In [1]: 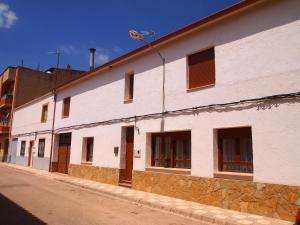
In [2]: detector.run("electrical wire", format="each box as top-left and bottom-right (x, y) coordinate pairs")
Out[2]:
(11, 91), (300, 138)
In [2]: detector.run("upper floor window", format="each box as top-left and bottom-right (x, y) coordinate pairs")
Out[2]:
(62, 97), (71, 118)
(218, 127), (253, 173)
(38, 139), (45, 158)
(151, 131), (191, 169)
(20, 141), (26, 156)
(41, 103), (48, 123)
(187, 47), (215, 89)
(124, 72), (134, 102)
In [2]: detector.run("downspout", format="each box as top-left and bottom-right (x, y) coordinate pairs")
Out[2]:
(48, 91), (57, 172)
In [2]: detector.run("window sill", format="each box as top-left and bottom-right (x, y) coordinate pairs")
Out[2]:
(81, 161), (93, 165)
(146, 167), (191, 175)
(61, 116), (69, 119)
(123, 99), (133, 104)
(214, 171), (253, 181)
(186, 83), (215, 93)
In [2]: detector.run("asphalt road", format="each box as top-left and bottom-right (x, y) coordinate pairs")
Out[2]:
(0, 166), (201, 225)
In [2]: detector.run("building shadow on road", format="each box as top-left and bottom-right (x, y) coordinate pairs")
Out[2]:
(0, 194), (46, 225)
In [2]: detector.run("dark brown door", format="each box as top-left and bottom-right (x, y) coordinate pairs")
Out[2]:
(125, 127), (134, 181)
(58, 133), (71, 174)
(28, 141), (34, 166)
(3, 139), (9, 162)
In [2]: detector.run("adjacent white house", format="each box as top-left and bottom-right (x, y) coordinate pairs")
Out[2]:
(10, 0), (300, 221)
(11, 93), (54, 170)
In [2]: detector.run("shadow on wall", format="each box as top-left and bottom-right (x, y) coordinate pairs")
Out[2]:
(0, 194), (46, 225)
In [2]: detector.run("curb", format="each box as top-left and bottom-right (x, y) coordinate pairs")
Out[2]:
(1, 163), (293, 225)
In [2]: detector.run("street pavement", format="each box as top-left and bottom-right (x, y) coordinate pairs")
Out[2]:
(0, 164), (293, 225)
(0, 165), (203, 225)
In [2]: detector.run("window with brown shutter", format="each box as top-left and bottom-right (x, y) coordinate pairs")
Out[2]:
(188, 47), (215, 89)
(62, 97), (71, 118)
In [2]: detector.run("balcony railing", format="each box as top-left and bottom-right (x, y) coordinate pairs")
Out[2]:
(0, 93), (13, 108)
(0, 119), (9, 133)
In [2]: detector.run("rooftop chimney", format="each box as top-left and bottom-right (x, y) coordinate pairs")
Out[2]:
(89, 48), (96, 71)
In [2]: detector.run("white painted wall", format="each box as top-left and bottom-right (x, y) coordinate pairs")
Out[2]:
(16, 134), (52, 159)
(11, 94), (54, 162)
(12, 94), (54, 135)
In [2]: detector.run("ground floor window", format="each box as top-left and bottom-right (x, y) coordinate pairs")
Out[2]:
(38, 139), (45, 158)
(20, 141), (26, 156)
(82, 137), (94, 162)
(218, 127), (253, 173)
(151, 131), (191, 169)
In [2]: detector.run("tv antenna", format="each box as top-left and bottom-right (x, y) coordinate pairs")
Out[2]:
(48, 49), (61, 69)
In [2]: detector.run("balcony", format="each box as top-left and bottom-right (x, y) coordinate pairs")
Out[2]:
(0, 120), (9, 134)
(0, 94), (13, 109)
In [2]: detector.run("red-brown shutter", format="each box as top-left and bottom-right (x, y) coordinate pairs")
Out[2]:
(63, 97), (70, 117)
(188, 48), (215, 89)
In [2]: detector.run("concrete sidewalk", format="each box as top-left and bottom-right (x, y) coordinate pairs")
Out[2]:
(1, 163), (292, 225)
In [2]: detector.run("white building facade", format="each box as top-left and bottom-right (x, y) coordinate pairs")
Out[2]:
(11, 0), (300, 221)
(11, 94), (54, 171)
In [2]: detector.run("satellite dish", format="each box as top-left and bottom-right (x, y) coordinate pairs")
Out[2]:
(129, 30), (144, 41)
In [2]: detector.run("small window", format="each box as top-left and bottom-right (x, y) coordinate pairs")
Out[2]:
(151, 131), (191, 169)
(82, 137), (94, 162)
(38, 139), (45, 158)
(62, 97), (71, 118)
(188, 47), (215, 89)
(59, 133), (72, 146)
(218, 127), (253, 173)
(20, 141), (26, 156)
(41, 104), (48, 123)
(124, 72), (134, 102)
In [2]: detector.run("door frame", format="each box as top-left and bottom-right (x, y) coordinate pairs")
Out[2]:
(28, 141), (34, 167)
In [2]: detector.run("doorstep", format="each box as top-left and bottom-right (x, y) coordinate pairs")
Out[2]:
(119, 180), (132, 188)
(1, 163), (293, 225)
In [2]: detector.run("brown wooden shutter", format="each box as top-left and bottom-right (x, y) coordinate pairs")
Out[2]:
(188, 48), (215, 89)
(63, 97), (70, 117)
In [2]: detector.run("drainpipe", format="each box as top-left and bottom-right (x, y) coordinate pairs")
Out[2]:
(48, 91), (57, 172)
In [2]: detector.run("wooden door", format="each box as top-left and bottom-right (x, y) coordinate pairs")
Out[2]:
(57, 133), (71, 174)
(28, 141), (34, 167)
(125, 127), (134, 181)
(58, 145), (70, 173)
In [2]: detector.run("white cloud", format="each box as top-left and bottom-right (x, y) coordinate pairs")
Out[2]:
(95, 53), (109, 65)
(60, 45), (79, 54)
(113, 46), (123, 53)
(0, 3), (17, 29)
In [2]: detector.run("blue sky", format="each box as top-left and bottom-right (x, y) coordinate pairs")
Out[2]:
(0, 0), (239, 72)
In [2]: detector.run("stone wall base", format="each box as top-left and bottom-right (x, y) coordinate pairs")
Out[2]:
(132, 170), (300, 222)
(68, 164), (120, 185)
